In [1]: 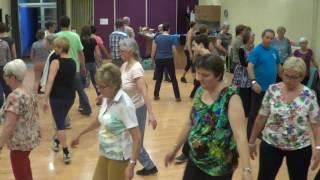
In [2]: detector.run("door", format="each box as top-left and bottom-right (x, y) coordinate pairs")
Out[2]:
(17, 0), (57, 57)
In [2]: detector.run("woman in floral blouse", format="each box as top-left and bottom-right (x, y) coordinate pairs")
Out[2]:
(0, 59), (41, 180)
(165, 54), (252, 180)
(249, 57), (320, 180)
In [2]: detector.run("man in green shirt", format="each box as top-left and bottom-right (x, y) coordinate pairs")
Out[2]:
(56, 16), (92, 115)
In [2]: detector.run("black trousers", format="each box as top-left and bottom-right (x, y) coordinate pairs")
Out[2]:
(190, 80), (201, 98)
(302, 76), (309, 86)
(258, 141), (312, 180)
(182, 141), (190, 157)
(183, 160), (233, 180)
(153, 67), (170, 80)
(247, 91), (265, 138)
(238, 87), (251, 118)
(154, 59), (180, 98)
(0, 66), (12, 97)
(184, 50), (195, 73)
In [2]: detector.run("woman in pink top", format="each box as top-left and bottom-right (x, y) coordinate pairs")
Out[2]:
(90, 25), (111, 65)
(119, 38), (158, 176)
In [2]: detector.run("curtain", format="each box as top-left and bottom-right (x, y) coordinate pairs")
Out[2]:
(71, 0), (93, 33)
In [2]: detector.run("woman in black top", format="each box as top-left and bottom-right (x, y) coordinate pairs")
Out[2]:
(80, 25), (100, 96)
(43, 37), (76, 164)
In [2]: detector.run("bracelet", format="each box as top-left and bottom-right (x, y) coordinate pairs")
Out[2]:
(243, 167), (252, 173)
(315, 146), (320, 150)
(129, 160), (136, 165)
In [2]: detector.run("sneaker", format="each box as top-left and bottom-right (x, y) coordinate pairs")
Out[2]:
(136, 167), (158, 176)
(65, 124), (72, 129)
(63, 153), (71, 164)
(180, 77), (187, 83)
(165, 79), (171, 83)
(175, 154), (187, 164)
(52, 140), (60, 152)
(78, 108), (92, 116)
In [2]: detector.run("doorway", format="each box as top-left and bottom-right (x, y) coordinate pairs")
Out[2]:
(18, 0), (57, 56)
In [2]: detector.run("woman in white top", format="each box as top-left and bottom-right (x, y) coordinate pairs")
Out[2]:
(71, 63), (141, 180)
(119, 38), (158, 176)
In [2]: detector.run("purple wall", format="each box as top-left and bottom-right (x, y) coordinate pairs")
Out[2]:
(177, 0), (198, 33)
(116, 0), (146, 57)
(147, 0), (177, 33)
(94, 0), (182, 56)
(93, 0), (114, 48)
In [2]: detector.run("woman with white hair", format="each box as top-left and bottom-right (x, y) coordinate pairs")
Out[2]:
(293, 37), (320, 85)
(249, 57), (320, 180)
(0, 59), (41, 180)
(119, 38), (158, 176)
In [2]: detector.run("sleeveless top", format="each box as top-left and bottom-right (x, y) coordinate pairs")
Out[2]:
(50, 58), (76, 100)
(188, 86), (239, 176)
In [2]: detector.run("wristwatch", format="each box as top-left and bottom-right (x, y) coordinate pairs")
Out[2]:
(251, 79), (257, 85)
(243, 167), (252, 173)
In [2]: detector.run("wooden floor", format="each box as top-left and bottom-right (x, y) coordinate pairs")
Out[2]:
(0, 69), (319, 180)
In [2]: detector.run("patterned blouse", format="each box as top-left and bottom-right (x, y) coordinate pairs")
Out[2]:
(98, 89), (138, 161)
(1, 88), (41, 151)
(259, 83), (320, 150)
(188, 86), (239, 176)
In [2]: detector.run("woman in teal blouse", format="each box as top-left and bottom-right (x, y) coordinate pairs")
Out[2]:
(165, 54), (252, 180)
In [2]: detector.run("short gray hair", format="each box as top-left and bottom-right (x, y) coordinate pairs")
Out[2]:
(4, 59), (27, 81)
(277, 26), (286, 33)
(123, 16), (130, 25)
(45, 34), (57, 45)
(119, 38), (141, 60)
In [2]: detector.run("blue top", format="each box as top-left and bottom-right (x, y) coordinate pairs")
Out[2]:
(248, 44), (280, 92)
(272, 38), (291, 64)
(155, 34), (175, 59)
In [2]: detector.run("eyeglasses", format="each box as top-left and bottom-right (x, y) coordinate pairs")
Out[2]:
(97, 84), (109, 90)
(283, 74), (301, 80)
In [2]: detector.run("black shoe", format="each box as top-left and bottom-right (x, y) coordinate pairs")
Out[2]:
(176, 98), (182, 102)
(180, 77), (187, 83)
(175, 154), (188, 164)
(79, 108), (92, 116)
(136, 167), (158, 176)
(165, 79), (171, 82)
(154, 96), (160, 101)
(63, 153), (71, 164)
(52, 139), (60, 152)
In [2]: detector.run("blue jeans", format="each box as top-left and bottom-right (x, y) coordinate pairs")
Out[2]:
(136, 105), (156, 169)
(86, 63), (100, 96)
(74, 72), (92, 114)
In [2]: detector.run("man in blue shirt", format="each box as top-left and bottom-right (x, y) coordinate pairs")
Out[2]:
(247, 29), (282, 137)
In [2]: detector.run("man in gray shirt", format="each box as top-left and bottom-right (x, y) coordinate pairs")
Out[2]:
(231, 24), (247, 72)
